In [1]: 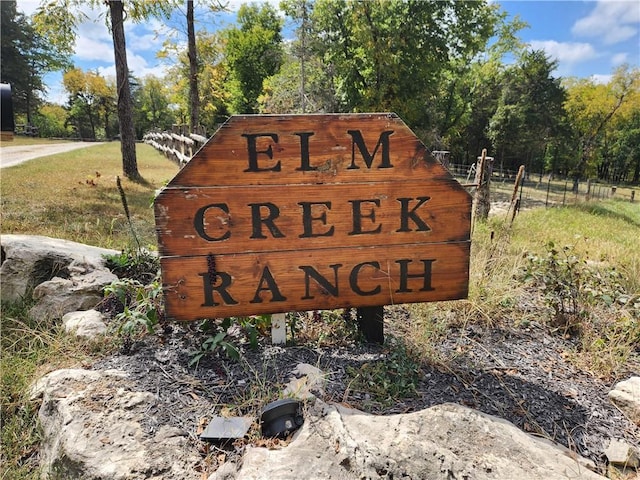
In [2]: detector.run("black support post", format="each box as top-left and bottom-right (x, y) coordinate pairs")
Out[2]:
(356, 306), (384, 344)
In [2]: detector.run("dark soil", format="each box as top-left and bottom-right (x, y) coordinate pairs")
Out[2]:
(93, 305), (640, 477)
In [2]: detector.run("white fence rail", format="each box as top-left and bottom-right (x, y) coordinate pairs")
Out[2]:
(143, 125), (208, 167)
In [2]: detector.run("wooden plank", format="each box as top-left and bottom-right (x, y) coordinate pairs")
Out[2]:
(155, 180), (471, 257)
(155, 113), (472, 322)
(160, 242), (469, 320)
(166, 114), (451, 187)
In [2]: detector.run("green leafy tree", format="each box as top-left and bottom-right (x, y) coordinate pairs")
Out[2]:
(32, 103), (72, 137)
(259, 51), (336, 113)
(430, 12), (526, 164)
(63, 68), (115, 139)
(563, 65), (640, 187)
(487, 50), (567, 175)
(161, 30), (230, 132)
(280, 0), (318, 112)
(309, 0), (501, 130)
(223, 3), (284, 113)
(134, 75), (176, 137)
(33, 1), (174, 179)
(609, 109), (640, 183)
(152, 1), (226, 130)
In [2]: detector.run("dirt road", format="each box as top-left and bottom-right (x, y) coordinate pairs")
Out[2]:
(0, 142), (105, 169)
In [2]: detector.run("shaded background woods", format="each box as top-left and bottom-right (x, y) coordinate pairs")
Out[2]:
(1, 0), (639, 185)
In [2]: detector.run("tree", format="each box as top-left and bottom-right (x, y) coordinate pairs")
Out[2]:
(259, 50), (337, 113)
(155, 0), (227, 131)
(280, 0), (317, 112)
(564, 65), (639, 187)
(33, 0), (172, 180)
(161, 30), (230, 132)
(63, 68), (115, 139)
(134, 75), (176, 137)
(33, 103), (72, 137)
(309, 0), (501, 131)
(223, 3), (284, 113)
(487, 50), (567, 175)
(1, 1), (69, 126)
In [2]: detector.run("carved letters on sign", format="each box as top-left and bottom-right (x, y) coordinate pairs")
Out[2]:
(154, 114), (471, 320)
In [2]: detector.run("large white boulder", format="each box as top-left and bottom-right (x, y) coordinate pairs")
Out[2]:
(0, 234), (118, 302)
(32, 368), (202, 480)
(210, 400), (604, 480)
(0, 234), (119, 319)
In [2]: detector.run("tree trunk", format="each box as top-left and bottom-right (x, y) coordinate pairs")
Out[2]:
(187, 0), (199, 130)
(108, 0), (140, 181)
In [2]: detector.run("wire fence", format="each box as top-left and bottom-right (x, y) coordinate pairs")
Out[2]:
(448, 163), (636, 211)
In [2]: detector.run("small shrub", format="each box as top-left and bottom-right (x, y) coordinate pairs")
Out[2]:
(520, 241), (639, 378)
(346, 336), (421, 407)
(189, 315), (273, 366)
(103, 276), (164, 336)
(521, 241), (627, 332)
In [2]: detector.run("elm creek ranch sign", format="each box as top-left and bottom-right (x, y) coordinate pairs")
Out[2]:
(154, 113), (471, 320)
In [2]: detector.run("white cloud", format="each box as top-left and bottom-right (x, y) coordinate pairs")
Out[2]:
(611, 52), (629, 65)
(529, 40), (598, 65)
(16, 0), (40, 16)
(125, 21), (165, 52)
(591, 74), (613, 84)
(74, 36), (114, 63)
(572, 1), (640, 45)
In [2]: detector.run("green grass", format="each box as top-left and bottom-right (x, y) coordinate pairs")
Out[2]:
(1, 144), (638, 478)
(509, 201), (640, 293)
(1, 299), (115, 479)
(1, 142), (179, 250)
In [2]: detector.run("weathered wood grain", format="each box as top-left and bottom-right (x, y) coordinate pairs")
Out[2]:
(161, 242), (470, 319)
(154, 114), (472, 320)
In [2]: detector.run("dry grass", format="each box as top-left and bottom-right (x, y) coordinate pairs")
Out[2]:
(1, 144), (638, 478)
(0, 136), (69, 147)
(400, 198), (640, 380)
(1, 141), (179, 250)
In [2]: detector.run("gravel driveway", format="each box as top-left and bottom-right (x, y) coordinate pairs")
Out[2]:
(0, 142), (105, 169)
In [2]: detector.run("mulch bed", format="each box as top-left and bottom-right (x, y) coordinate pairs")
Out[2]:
(93, 304), (639, 477)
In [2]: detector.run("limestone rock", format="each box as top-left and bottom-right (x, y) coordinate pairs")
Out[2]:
(605, 438), (640, 468)
(31, 364), (608, 480)
(62, 310), (107, 338)
(32, 368), (202, 480)
(210, 400), (605, 480)
(29, 267), (117, 320)
(0, 234), (118, 302)
(282, 363), (326, 400)
(609, 377), (640, 426)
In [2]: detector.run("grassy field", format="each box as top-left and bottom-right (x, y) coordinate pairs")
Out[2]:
(1, 141), (180, 250)
(1, 144), (639, 479)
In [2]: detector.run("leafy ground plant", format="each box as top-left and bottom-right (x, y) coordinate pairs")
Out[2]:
(103, 276), (164, 337)
(520, 240), (640, 378)
(189, 315), (273, 366)
(345, 335), (421, 408)
(521, 241), (629, 332)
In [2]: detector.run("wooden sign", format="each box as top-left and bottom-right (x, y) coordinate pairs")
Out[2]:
(154, 114), (471, 320)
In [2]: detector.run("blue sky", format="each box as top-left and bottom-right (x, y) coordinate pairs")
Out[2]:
(16, 0), (640, 104)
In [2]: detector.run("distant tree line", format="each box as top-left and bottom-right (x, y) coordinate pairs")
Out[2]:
(1, 0), (638, 184)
